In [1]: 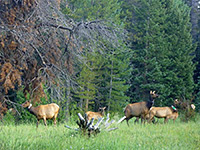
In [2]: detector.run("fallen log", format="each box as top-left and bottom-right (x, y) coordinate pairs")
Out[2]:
(117, 116), (126, 124)
(65, 112), (118, 137)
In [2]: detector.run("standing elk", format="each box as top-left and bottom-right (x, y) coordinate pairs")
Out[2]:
(122, 91), (159, 126)
(22, 100), (59, 127)
(86, 107), (106, 121)
(148, 106), (178, 123)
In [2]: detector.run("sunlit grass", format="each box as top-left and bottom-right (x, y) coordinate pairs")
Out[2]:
(0, 118), (200, 150)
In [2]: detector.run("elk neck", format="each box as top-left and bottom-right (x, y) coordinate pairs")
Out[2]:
(101, 110), (104, 116)
(147, 94), (155, 108)
(28, 103), (32, 109)
(27, 104), (37, 116)
(171, 105), (177, 112)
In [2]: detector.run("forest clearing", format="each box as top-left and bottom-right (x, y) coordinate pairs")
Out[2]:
(1, 0), (200, 149)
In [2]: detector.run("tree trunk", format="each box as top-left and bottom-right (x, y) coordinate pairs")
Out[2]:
(190, 0), (199, 41)
(108, 59), (113, 111)
(65, 81), (71, 122)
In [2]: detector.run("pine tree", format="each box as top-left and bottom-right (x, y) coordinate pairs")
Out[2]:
(74, 53), (97, 111)
(122, 0), (196, 105)
(66, 0), (131, 112)
(163, 0), (195, 100)
(124, 0), (167, 102)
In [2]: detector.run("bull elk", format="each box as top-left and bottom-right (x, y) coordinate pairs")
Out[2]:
(86, 107), (106, 121)
(22, 100), (59, 127)
(148, 106), (178, 123)
(122, 91), (159, 126)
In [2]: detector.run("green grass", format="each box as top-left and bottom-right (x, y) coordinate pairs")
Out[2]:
(0, 118), (200, 150)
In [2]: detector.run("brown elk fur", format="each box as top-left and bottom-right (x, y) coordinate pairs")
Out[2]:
(86, 107), (106, 121)
(148, 106), (178, 123)
(174, 99), (195, 110)
(22, 100), (59, 127)
(123, 91), (159, 126)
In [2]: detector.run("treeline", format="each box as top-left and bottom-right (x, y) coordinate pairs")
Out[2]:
(63, 0), (200, 112)
(0, 0), (200, 122)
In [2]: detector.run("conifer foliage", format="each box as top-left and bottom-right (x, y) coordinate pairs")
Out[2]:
(123, 0), (196, 105)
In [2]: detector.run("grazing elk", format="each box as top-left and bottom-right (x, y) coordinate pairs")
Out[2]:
(123, 91), (159, 126)
(148, 106), (178, 123)
(174, 98), (196, 122)
(174, 99), (195, 110)
(22, 100), (59, 127)
(86, 107), (106, 121)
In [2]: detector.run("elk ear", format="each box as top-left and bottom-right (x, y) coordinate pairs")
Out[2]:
(103, 107), (106, 109)
(153, 91), (155, 94)
(150, 91), (152, 94)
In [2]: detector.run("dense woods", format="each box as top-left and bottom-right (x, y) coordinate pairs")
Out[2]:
(0, 0), (200, 122)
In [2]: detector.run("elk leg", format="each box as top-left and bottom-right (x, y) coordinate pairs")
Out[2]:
(152, 118), (156, 124)
(141, 116), (146, 124)
(134, 117), (139, 123)
(126, 119), (130, 127)
(54, 119), (56, 126)
(53, 114), (58, 126)
(173, 118), (177, 123)
(148, 115), (154, 123)
(43, 117), (47, 126)
(164, 117), (168, 123)
(141, 117), (144, 124)
(37, 119), (39, 128)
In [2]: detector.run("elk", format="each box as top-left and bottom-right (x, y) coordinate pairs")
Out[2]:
(174, 99), (195, 110)
(122, 91), (159, 126)
(148, 106), (178, 123)
(22, 100), (59, 127)
(86, 107), (106, 121)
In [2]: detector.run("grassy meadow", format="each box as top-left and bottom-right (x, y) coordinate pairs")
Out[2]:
(0, 118), (200, 150)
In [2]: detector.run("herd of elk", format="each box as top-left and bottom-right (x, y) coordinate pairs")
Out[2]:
(1, 90), (196, 128)
(22, 100), (59, 128)
(122, 91), (159, 126)
(86, 107), (106, 121)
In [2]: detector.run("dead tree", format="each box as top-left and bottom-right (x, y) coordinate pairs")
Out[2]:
(65, 113), (118, 137)
(0, 0), (127, 118)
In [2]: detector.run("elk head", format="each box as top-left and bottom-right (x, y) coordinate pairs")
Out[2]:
(150, 91), (159, 98)
(21, 100), (32, 109)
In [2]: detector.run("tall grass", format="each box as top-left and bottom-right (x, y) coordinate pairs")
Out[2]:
(0, 118), (199, 150)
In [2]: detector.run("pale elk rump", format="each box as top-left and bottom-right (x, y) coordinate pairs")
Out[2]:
(86, 107), (106, 121)
(191, 104), (195, 110)
(22, 100), (59, 127)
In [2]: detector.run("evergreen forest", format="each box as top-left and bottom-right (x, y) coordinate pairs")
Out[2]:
(0, 0), (200, 122)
